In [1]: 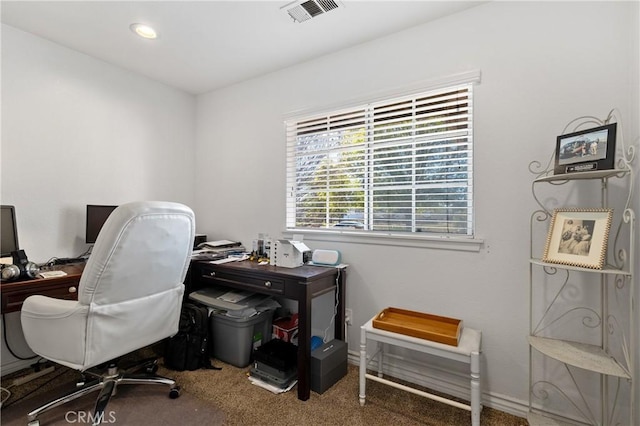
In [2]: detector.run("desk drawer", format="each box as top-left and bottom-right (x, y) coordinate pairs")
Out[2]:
(2, 279), (79, 313)
(199, 268), (285, 295)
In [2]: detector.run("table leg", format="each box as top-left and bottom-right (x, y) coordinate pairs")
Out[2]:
(377, 342), (384, 377)
(334, 268), (346, 341)
(470, 350), (481, 426)
(297, 290), (312, 401)
(359, 326), (367, 406)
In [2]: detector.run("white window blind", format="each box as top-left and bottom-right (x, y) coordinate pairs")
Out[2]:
(286, 83), (473, 236)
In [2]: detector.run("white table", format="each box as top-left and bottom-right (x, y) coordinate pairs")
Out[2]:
(359, 317), (482, 426)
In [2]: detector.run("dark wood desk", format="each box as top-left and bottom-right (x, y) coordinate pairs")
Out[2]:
(1, 264), (84, 314)
(191, 260), (346, 401)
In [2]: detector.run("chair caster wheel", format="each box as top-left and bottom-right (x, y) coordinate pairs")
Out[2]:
(169, 386), (180, 399)
(76, 373), (90, 387)
(146, 363), (158, 374)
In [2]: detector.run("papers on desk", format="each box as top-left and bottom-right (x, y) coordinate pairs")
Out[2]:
(209, 254), (249, 264)
(192, 249), (222, 256)
(37, 270), (68, 279)
(193, 239), (246, 259)
(196, 240), (241, 250)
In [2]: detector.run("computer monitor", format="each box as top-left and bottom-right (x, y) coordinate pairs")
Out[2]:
(1, 205), (19, 257)
(86, 205), (118, 244)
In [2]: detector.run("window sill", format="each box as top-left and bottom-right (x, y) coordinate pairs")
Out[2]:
(283, 229), (484, 253)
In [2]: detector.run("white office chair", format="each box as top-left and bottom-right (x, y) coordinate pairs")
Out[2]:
(20, 201), (195, 426)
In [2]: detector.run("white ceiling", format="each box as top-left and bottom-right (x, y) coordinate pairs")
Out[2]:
(1, 1), (484, 95)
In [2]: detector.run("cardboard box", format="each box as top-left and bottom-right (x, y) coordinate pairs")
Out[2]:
(272, 313), (299, 343)
(272, 240), (310, 268)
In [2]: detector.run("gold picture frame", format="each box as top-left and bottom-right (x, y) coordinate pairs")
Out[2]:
(542, 208), (613, 270)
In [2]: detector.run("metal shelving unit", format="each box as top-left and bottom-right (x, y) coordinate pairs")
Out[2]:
(527, 161), (635, 425)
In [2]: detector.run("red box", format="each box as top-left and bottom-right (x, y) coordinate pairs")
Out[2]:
(272, 313), (299, 344)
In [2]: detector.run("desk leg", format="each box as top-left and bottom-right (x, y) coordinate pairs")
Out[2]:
(359, 326), (367, 406)
(470, 350), (481, 426)
(297, 290), (312, 401)
(334, 268), (346, 341)
(377, 342), (384, 377)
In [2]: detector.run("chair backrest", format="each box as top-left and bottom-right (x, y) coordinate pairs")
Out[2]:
(79, 201), (194, 306)
(77, 201), (195, 365)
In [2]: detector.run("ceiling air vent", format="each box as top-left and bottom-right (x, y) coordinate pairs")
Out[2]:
(281, 0), (342, 23)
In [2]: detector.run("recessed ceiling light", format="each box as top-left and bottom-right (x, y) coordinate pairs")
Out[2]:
(130, 23), (157, 40)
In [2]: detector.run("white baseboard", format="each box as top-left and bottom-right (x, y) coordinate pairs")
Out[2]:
(1, 312), (39, 377)
(347, 350), (528, 419)
(1, 358), (34, 376)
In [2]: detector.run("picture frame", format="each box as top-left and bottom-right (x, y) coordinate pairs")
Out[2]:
(542, 208), (613, 269)
(554, 123), (617, 175)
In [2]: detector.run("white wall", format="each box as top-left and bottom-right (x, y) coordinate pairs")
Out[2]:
(0, 1), (637, 417)
(1, 25), (197, 373)
(194, 1), (639, 416)
(1, 25), (197, 262)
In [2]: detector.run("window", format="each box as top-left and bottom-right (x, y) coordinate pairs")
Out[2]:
(286, 82), (474, 237)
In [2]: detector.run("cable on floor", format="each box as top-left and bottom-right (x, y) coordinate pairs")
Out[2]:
(0, 386), (12, 407)
(1, 367), (68, 409)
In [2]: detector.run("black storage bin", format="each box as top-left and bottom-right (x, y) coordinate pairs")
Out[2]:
(253, 338), (298, 372)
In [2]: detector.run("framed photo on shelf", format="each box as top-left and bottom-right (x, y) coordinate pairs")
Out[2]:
(554, 123), (617, 175)
(542, 208), (613, 269)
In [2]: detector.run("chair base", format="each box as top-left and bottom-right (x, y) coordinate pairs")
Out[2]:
(27, 358), (179, 426)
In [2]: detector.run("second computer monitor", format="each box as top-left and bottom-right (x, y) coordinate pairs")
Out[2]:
(86, 205), (118, 244)
(1, 205), (19, 257)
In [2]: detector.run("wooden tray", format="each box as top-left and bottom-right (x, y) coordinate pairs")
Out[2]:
(372, 307), (463, 346)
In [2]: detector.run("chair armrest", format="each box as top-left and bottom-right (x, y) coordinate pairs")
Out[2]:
(21, 296), (89, 370)
(21, 295), (84, 319)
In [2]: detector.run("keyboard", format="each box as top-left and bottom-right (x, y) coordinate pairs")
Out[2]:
(53, 257), (86, 265)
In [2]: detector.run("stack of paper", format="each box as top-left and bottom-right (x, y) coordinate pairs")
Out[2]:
(248, 376), (297, 394)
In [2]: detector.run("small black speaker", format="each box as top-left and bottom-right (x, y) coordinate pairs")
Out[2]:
(12, 249), (29, 266)
(193, 234), (207, 250)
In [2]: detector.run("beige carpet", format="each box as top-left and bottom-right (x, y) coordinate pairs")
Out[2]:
(1, 374), (225, 425)
(2, 357), (528, 426)
(165, 361), (528, 426)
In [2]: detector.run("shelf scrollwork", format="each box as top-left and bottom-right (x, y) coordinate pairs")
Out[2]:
(533, 306), (601, 336)
(611, 208), (635, 270)
(531, 379), (596, 424)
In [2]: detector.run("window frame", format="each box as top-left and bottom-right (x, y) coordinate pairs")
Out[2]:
(283, 71), (483, 252)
